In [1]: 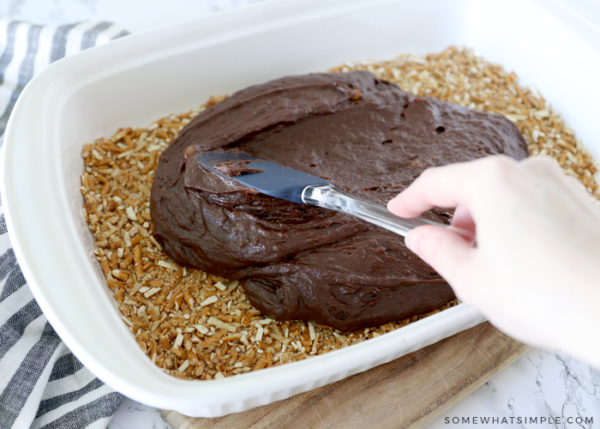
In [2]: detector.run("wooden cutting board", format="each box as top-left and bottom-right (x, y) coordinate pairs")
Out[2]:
(161, 322), (529, 429)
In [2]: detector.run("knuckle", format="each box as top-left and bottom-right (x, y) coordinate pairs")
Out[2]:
(410, 167), (437, 190)
(419, 166), (438, 181)
(418, 164), (451, 186)
(467, 156), (519, 202)
(483, 156), (517, 184)
(523, 154), (561, 173)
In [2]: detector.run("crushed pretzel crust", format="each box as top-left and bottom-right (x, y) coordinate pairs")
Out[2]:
(80, 46), (598, 381)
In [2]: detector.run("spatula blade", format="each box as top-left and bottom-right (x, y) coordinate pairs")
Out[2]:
(197, 153), (329, 204)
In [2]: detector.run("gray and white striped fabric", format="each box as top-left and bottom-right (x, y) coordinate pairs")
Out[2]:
(0, 20), (129, 429)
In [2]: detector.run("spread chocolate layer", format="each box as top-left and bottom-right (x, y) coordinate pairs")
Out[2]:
(150, 71), (528, 331)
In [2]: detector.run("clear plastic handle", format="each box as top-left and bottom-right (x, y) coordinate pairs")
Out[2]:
(302, 184), (473, 239)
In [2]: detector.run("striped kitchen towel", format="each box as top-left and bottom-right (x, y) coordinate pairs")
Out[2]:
(0, 21), (129, 429)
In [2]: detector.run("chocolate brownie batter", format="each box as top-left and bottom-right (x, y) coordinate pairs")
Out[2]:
(150, 71), (528, 331)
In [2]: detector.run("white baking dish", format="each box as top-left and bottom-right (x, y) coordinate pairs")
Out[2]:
(2, 0), (599, 417)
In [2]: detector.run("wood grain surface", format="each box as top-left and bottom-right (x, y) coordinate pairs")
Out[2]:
(161, 322), (530, 429)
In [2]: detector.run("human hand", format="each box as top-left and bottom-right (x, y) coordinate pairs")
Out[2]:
(387, 155), (600, 367)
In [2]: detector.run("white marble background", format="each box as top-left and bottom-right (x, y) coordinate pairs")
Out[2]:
(2, 0), (600, 428)
(0, 0), (266, 33)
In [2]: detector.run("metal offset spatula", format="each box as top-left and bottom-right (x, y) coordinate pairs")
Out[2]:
(199, 153), (470, 238)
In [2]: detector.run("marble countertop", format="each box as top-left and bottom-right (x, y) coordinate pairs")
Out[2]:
(109, 348), (600, 429)
(2, 0), (599, 428)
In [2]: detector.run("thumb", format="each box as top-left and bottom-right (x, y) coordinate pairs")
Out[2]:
(406, 225), (475, 286)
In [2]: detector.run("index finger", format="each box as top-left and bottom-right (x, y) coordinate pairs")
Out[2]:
(387, 156), (516, 217)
